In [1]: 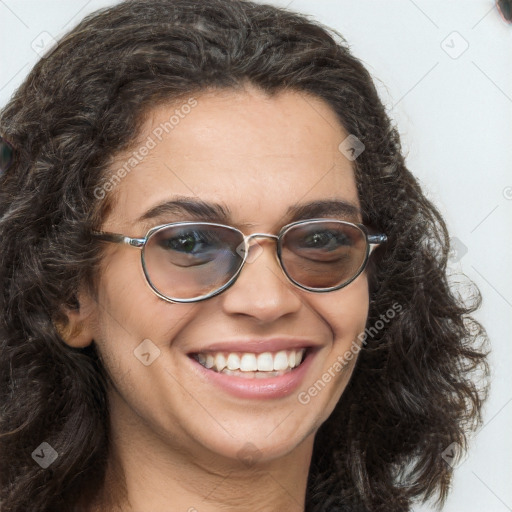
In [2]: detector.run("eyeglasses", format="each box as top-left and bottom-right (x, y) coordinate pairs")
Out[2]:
(92, 219), (387, 303)
(0, 135), (14, 172)
(497, 0), (512, 23)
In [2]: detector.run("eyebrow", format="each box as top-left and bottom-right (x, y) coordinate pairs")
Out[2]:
(137, 197), (231, 225)
(136, 196), (362, 227)
(285, 199), (361, 223)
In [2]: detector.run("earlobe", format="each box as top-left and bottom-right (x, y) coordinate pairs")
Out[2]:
(55, 292), (97, 348)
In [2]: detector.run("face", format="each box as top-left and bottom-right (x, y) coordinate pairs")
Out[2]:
(76, 86), (369, 467)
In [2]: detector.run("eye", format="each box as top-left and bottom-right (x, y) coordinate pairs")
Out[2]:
(161, 230), (217, 254)
(284, 224), (360, 264)
(300, 230), (352, 251)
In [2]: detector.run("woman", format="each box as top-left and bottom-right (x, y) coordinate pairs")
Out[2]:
(0, 1), (489, 511)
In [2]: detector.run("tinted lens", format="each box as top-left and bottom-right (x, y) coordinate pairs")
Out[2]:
(143, 224), (244, 300)
(498, 0), (512, 21)
(280, 221), (368, 289)
(0, 136), (14, 172)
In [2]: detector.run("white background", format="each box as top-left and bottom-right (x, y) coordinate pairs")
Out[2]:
(1, 1), (511, 511)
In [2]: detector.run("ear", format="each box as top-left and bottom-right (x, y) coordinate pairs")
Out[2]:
(55, 291), (98, 348)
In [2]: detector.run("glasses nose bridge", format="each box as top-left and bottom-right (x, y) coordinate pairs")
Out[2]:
(237, 232), (283, 284)
(244, 232), (279, 246)
(244, 233), (279, 251)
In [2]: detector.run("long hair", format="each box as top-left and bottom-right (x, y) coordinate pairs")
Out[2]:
(0, 1), (489, 510)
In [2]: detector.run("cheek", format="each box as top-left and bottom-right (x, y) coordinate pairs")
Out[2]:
(91, 250), (179, 369)
(298, 274), (369, 419)
(312, 273), (370, 342)
(90, 268), (201, 430)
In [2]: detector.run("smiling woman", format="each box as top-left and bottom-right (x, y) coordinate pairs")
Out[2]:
(0, 1), (489, 512)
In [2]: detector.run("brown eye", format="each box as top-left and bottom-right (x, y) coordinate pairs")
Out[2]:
(299, 230), (352, 251)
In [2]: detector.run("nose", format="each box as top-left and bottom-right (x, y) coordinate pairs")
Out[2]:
(220, 237), (303, 322)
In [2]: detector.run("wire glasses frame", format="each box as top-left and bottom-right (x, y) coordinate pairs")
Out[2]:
(497, 0), (512, 22)
(92, 219), (387, 303)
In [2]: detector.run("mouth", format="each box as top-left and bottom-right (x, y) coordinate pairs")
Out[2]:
(187, 344), (317, 399)
(191, 348), (308, 379)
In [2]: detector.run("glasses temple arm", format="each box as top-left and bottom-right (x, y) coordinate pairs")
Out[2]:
(368, 233), (387, 244)
(92, 231), (146, 248)
(367, 233), (387, 254)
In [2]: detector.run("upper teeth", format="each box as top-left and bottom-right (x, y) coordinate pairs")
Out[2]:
(195, 349), (305, 372)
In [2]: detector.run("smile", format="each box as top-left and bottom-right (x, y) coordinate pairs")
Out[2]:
(188, 342), (316, 399)
(192, 349), (306, 379)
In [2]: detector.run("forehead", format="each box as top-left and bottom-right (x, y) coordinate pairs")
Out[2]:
(104, 86), (360, 231)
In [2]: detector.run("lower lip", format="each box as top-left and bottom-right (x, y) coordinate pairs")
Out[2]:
(189, 350), (316, 399)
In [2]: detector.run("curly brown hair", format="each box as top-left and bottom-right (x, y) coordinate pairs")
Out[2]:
(0, 1), (489, 511)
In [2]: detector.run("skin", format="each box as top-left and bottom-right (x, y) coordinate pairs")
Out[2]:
(64, 85), (370, 512)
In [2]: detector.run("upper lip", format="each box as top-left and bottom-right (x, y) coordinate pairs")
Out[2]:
(187, 338), (321, 355)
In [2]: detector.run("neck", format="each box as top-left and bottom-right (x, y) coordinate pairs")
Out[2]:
(90, 389), (315, 512)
